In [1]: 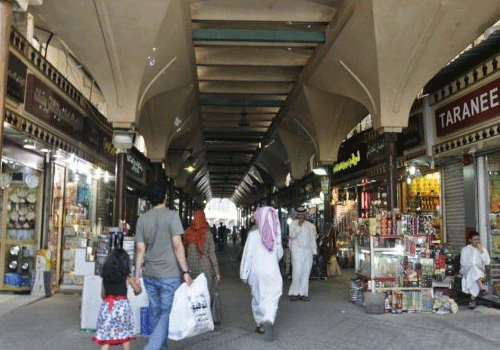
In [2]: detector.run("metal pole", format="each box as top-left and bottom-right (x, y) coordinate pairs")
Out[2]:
(0, 0), (12, 164)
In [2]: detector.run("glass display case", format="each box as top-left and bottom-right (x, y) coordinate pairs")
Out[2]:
(0, 162), (42, 291)
(48, 163), (65, 287)
(60, 169), (95, 289)
(357, 233), (436, 291)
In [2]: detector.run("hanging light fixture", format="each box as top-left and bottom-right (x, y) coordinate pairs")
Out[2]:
(238, 108), (249, 127)
(23, 138), (37, 150)
(183, 150), (196, 173)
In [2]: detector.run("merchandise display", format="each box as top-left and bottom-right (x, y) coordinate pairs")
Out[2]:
(0, 162), (42, 291)
(60, 170), (94, 289)
(0, 164), (41, 291)
(355, 222), (455, 314)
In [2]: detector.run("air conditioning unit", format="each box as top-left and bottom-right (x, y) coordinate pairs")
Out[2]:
(13, 0), (43, 12)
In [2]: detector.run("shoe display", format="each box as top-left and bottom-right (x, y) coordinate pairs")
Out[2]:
(263, 322), (274, 342)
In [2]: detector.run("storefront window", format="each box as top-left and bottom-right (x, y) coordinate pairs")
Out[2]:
(487, 153), (500, 296)
(47, 151), (114, 289)
(403, 171), (442, 242)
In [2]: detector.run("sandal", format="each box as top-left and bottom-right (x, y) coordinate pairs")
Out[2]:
(469, 300), (476, 309)
(290, 295), (298, 301)
(300, 296), (310, 301)
(255, 325), (265, 334)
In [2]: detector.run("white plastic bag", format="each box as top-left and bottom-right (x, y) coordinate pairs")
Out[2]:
(168, 273), (214, 340)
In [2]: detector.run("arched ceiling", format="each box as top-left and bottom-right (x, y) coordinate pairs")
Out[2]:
(29, 0), (500, 204)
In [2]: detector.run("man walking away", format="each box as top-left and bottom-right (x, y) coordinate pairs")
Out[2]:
(135, 181), (192, 350)
(240, 206), (283, 342)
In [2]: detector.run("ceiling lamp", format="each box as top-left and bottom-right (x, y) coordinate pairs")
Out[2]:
(312, 167), (328, 176)
(23, 138), (37, 150)
(184, 150), (196, 173)
(184, 165), (196, 173)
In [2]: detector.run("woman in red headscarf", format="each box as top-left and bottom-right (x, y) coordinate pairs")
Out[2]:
(183, 210), (220, 294)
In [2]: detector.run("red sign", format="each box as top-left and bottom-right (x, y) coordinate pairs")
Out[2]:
(435, 76), (500, 137)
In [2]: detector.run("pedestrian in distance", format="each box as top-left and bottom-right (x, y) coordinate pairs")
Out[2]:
(240, 206), (283, 342)
(92, 249), (142, 350)
(134, 181), (192, 350)
(183, 209), (221, 297)
(288, 206), (317, 301)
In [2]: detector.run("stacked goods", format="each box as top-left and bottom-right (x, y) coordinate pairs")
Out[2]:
(94, 233), (135, 275)
(350, 279), (364, 306)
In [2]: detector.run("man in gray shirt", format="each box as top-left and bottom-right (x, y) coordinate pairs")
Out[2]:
(135, 181), (192, 350)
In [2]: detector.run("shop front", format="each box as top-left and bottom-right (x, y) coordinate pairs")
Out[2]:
(332, 107), (449, 313)
(429, 54), (500, 298)
(0, 138), (45, 291)
(3, 41), (118, 291)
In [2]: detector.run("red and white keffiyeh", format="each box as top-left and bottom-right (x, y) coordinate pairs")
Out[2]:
(254, 206), (281, 252)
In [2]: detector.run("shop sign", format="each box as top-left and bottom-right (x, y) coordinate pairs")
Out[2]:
(435, 76), (500, 137)
(334, 135), (368, 176)
(125, 148), (146, 185)
(333, 150), (362, 174)
(366, 136), (385, 165)
(397, 113), (423, 151)
(7, 53), (27, 103)
(24, 74), (84, 139)
(81, 118), (115, 163)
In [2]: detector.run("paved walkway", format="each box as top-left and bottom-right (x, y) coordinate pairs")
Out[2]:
(1, 244), (500, 349)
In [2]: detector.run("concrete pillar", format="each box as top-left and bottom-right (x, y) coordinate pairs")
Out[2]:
(113, 151), (126, 226)
(179, 191), (184, 221)
(152, 162), (163, 182)
(385, 132), (398, 211)
(0, 0), (12, 163)
(168, 178), (174, 210)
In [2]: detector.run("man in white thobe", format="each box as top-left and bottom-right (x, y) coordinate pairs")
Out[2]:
(288, 206), (317, 301)
(240, 206), (283, 342)
(460, 231), (490, 309)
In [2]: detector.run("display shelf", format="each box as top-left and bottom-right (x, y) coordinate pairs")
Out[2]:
(0, 165), (42, 291)
(0, 285), (30, 292)
(3, 240), (36, 245)
(372, 247), (403, 252)
(373, 287), (432, 291)
(378, 235), (403, 239)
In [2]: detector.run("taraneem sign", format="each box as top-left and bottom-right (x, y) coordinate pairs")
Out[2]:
(435, 76), (500, 137)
